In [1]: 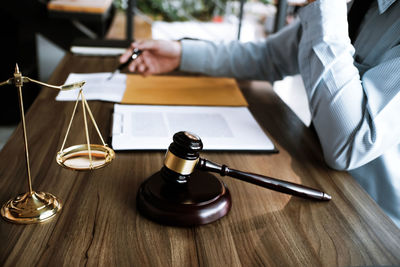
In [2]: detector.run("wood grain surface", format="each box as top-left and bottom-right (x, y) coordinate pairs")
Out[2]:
(0, 54), (399, 266)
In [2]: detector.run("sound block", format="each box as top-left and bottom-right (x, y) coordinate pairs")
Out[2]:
(137, 170), (231, 226)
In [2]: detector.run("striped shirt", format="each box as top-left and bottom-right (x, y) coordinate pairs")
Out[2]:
(180, 0), (400, 227)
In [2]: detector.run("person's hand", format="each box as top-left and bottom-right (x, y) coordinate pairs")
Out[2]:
(119, 40), (182, 76)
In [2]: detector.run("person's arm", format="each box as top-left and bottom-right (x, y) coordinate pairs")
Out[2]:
(121, 21), (302, 81)
(180, 21), (302, 82)
(297, 0), (400, 170)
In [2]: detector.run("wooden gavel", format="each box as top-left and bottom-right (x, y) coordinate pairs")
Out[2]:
(161, 131), (331, 201)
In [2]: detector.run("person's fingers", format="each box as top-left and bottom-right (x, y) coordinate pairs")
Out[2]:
(127, 54), (149, 74)
(132, 54), (146, 72)
(123, 41), (179, 74)
(128, 56), (142, 72)
(128, 61), (136, 72)
(120, 47), (134, 63)
(141, 53), (157, 74)
(121, 40), (151, 64)
(138, 63), (147, 73)
(142, 62), (156, 76)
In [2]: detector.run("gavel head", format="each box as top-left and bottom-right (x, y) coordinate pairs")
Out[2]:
(161, 131), (203, 184)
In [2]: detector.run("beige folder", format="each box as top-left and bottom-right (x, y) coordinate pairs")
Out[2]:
(121, 75), (248, 106)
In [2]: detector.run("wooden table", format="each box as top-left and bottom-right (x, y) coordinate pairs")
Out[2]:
(1, 54), (400, 266)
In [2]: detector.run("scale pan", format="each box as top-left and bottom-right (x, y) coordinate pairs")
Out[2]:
(56, 144), (115, 171)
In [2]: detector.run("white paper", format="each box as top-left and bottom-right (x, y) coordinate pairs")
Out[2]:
(70, 46), (126, 56)
(56, 73), (126, 102)
(112, 104), (275, 151)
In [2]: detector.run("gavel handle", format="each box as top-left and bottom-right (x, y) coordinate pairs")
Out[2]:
(197, 158), (331, 201)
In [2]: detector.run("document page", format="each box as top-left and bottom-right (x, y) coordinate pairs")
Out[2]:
(56, 73), (126, 102)
(112, 104), (275, 151)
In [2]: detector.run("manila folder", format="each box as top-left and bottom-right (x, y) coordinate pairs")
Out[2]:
(121, 75), (248, 106)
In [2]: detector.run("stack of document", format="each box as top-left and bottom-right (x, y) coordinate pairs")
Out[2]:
(57, 73), (276, 151)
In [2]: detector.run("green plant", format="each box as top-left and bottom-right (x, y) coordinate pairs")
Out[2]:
(114, 0), (230, 21)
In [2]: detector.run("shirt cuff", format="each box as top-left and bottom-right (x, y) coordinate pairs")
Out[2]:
(180, 39), (210, 73)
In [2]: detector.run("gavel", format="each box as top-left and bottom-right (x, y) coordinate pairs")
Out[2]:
(137, 131), (331, 226)
(161, 131), (331, 201)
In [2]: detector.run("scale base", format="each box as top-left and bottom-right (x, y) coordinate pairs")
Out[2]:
(137, 171), (231, 226)
(1, 191), (62, 224)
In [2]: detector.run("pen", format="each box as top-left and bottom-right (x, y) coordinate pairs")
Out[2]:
(107, 48), (143, 80)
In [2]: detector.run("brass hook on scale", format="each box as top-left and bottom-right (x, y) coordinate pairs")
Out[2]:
(0, 64), (115, 224)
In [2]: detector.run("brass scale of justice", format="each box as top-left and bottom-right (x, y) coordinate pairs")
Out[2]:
(0, 65), (115, 224)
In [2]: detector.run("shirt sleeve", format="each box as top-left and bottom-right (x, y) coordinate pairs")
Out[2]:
(298, 0), (400, 170)
(179, 21), (302, 82)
